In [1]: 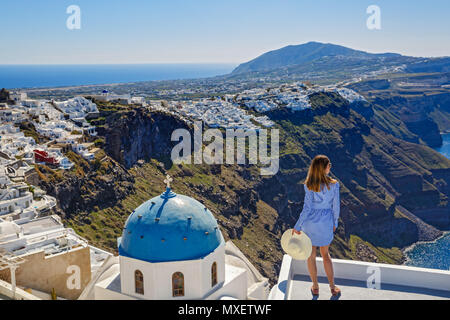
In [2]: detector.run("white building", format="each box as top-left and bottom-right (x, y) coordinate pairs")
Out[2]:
(82, 183), (269, 300)
(0, 182), (33, 218)
(333, 87), (367, 103)
(0, 172), (56, 222)
(173, 99), (274, 131)
(46, 147), (74, 170)
(9, 92), (27, 104)
(0, 163), (110, 301)
(1, 161), (35, 183)
(131, 97), (145, 105)
(59, 157), (74, 170)
(91, 91), (132, 104)
(0, 216), (109, 300)
(27, 102), (64, 120)
(0, 124), (20, 135)
(54, 97), (98, 119)
(21, 99), (41, 108)
(0, 107), (26, 124)
(72, 143), (95, 161)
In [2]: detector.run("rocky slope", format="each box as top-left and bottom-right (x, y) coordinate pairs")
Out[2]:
(96, 104), (190, 169)
(348, 73), (450, 147)
(35, 150), (135, 220)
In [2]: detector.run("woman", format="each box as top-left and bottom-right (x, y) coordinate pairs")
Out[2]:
(292, 155), (341, 297)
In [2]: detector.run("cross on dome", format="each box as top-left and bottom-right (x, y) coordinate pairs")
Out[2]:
(164, 174), (173, 189)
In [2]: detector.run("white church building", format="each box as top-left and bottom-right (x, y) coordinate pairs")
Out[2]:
(79, 177), (270, 300)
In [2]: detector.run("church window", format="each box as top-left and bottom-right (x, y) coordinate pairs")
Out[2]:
(211, 262), (218, 287)
(135, 270), (144, 295)
(172, 272), (184, 297)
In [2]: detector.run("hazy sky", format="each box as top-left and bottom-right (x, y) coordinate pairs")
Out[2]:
(1, 0), (449, 64)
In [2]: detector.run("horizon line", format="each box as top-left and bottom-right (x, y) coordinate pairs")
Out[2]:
(0, 62), (240, 66)
(2, 40), (450, 65)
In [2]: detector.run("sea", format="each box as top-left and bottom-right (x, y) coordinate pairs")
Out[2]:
(404, 133), (450, 271)
(435, 133), (450, 159)
(404, 233), (450, 271)
(0, 64), (237, 89)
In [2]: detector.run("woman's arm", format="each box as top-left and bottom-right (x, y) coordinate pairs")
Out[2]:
(293, 184), (313, 232)
(332, 182), (340, 229)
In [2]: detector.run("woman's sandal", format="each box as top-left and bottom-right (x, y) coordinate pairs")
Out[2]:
(311, 285), (319, 296)
(330, 285), (341, 296)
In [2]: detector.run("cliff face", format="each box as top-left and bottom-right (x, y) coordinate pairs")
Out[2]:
(370, 94), (450, 147)
(97, 107), (190, 169)
(36, 151), (135, 219)
(348, 73), (450, 148)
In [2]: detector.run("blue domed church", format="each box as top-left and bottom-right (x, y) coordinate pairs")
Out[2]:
(86, 176), (270, 300)
(118, 186), (224, 263)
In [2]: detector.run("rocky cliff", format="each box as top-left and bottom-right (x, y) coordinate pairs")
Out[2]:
(348, 73), (450, 147)
(97, 105), (190, 169)
(36, 150), (135, 219)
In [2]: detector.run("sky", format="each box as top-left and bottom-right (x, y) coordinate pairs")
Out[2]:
(1, 0), (449, 64)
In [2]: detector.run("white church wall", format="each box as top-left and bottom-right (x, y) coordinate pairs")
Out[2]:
(200, 242), (226, 296)
(119, 244), (226, 300)
(152, 258), (202, 299)
(207, 264), (248, 300)
(120, 256), (156, 299)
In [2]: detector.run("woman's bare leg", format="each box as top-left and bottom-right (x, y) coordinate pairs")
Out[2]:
(320, 246), (335, 288)
(307, 246), (318, 288)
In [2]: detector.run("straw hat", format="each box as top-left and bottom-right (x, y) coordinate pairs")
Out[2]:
(281, 229), (313, 260)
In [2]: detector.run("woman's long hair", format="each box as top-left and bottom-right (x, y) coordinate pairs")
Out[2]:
(305, 155), (337, 192)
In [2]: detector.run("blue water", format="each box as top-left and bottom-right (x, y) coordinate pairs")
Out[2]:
(405, 233), (450, 271)
(0, 64), (236, 89)
(404, 136), (450, 271)
(435, 133), (450, 159)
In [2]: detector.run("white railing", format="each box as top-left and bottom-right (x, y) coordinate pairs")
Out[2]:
(290, 257), (450, 292)
(270, 255), (450, 300)
(0, 279), (41, 300)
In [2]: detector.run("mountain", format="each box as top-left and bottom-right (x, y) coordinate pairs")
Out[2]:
(232, 42), (402, 74)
